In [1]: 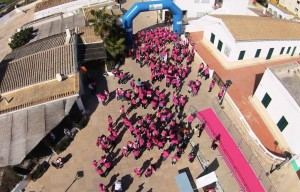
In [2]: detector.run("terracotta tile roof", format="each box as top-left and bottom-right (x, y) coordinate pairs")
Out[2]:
(0, 94), (78, 166)
(1, 33), (74, 64)
(0, 39), (76, 94)
(0, 74), (79, 114)
(34, 0), (75, 13)
(211, 14), (300, 41)
(0, 44), (76, 94)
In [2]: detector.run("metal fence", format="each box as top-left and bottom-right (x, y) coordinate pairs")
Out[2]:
(205, 98), (278, 192)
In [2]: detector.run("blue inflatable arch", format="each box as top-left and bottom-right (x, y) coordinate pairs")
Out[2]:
(122, 0), (183, 45)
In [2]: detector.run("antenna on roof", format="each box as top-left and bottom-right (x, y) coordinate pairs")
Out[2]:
(263, 8), (267, 15)
(0, 95), (13, 105)
(65, 26), (71, 45)
(56, 73), (67, 82)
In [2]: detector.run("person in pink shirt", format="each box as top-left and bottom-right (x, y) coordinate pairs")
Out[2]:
(198, 63), (204, 77)
(133, 149), (140, 160)
(99, 183), (108, 192)
(127, 98), (137, 114)
(208, 79), (216, 92)
(119, 105), (125, 115)
(162, 150), (170, 160)
(104, 90), (109, 103)
(92, 160), (98, 169)
(134, 168), (142, 176)
(204, 66), (210, 80)
(172, 155), (180, 165)
(122, 146), (128, 157)
(130, 79), (135, 89)
(146, 141), (152, 151)
(141, 98), (147, 109)
(145, 168), (153, 178)
(127, 141), (134, 151)
(96, 166), (104, 177)
(107, 115), (113, 127)
(115, 89), (120, 100)
(179, 96), (186, 110)
(187, 114), (195, 128)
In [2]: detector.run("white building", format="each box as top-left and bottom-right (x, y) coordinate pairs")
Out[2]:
(277, 0), (300, 17)
(173, 0), (215, 19)
(267, 2), (294, 20)
(34, 0), (114, 20)
(253, 62), (300, 155)
(186, 15), (300, 66)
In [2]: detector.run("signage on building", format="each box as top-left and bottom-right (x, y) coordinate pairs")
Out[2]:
(149, 4), (163, 11)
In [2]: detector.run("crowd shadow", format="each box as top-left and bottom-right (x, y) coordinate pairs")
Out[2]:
(140, 158), (153, 176)
(136, 183), (144, 192)
(178, 167), (197, 191)
(107, 173), (119, 188)
(121, 174), (134, 191)
(197, 158), (220, 178)
(63, 153), (72, 164)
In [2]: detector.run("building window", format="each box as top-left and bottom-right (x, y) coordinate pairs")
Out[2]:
(255, 49), (261, 58)
(266, 48), (274, 60)
(296, 8), (299, 12)
(238, 50), (246, 60)
(261, 93), (271, 108)
(224, 45), (231, 57)
(291, 46), (297, 56)
(217, 40), (223, 52)
(280, 47), (285, 55)
(277, 116), (288, 132)
(287, 47), (291, 54)
(210, 33), (215, 44)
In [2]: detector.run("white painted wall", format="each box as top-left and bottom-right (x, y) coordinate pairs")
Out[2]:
(267, 3), (294, 20)
(254, 69), (300, 154)
(174, 0), (214, 18)
(222, 0), (248, 15)
(34, 0), (113, 20)
(279, 0), (300, 16)
(199, 16), (300, 62)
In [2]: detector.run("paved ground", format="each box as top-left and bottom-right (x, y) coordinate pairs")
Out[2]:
(188, 32), (300, 155)
(22, 0), (300, 192)
(188, 33), (300, 192)
(0, 8), (34, 61)
(25, 46), (241, 192)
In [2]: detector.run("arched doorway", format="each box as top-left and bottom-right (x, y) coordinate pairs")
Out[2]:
(122, 0), (183, 45)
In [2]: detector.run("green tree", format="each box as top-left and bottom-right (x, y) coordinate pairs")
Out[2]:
(105, 35), (125, 59)
(89, 7), (117, 38)
(8, 27), (33, 50)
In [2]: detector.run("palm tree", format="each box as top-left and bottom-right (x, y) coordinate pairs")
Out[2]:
(105, 35), (125, 59)
(89, 7), (117, 38)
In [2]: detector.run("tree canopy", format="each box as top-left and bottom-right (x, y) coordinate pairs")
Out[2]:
(8, 27), (33, 50)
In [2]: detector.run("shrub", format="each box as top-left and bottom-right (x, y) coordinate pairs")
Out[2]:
(8, 27), (33, 50)
(54, 137), (72, 154)
(30, 161), (49, 181)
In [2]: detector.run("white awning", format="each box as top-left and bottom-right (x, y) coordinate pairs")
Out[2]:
(196, 171), (218, 188)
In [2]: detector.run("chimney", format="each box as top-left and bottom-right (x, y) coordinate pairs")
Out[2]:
(263, 7), (267, 15)
(65, 26), (71, 45)
(56, 73), (68, 82)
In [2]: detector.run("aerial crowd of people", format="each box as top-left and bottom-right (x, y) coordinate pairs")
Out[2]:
(86, 27), (221, 192)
